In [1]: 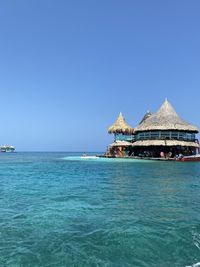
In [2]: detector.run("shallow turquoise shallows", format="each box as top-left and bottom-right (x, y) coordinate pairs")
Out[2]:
(0, 152), (200, 267)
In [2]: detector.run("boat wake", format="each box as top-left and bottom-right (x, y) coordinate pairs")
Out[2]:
(61, 156), (154, 163)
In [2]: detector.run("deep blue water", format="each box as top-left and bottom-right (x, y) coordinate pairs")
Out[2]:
(0, 152), (200, 267)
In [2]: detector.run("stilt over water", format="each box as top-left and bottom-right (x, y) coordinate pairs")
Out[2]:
(105, 99), (200, 161)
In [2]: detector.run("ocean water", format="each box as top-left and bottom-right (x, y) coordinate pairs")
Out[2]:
(0, 152), (200, 267)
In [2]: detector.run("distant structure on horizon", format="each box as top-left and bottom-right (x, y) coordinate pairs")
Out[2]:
(106, 99), (199, 160)
(0, 145), (15, 153)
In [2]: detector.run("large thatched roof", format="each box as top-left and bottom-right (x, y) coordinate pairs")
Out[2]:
(132, 140), (199, 148)
(134, 99), (199, 133)
(108, 112), (134, 134)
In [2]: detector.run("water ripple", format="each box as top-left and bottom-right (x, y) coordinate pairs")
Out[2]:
(0, 153), (200, 266)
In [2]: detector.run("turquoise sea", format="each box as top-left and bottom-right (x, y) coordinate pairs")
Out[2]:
(0, 152), (200, 267)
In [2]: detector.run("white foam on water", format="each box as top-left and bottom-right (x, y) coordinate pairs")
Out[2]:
(185, 262), (200, 267)
(61, 156), (155, 163)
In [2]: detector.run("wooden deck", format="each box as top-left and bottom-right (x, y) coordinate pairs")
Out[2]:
(98, 155), (200, 162)
(99, 155), (175, 161)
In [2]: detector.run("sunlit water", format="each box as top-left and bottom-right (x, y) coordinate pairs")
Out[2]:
(0, 152), (200, 267)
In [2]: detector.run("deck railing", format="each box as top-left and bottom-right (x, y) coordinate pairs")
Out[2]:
(115, 131), (196, 142)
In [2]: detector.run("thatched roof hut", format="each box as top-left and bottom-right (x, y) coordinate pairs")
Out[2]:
(134, 99), (198, 133)
(132, 140), (199, 148)
(108, 112), (134, 134)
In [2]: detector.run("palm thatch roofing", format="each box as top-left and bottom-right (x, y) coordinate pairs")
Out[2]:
(132, 140), (199, 148)
(134, 99), (199, 133)
(109, 141), (132, 147)
(139, 110), (152, 124)
(108, 112), (134, 134)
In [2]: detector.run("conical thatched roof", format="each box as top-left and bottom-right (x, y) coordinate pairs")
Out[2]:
(134, 99), (199, 133)
(108, 112), (134, 134)
(139, 110), (152, 124)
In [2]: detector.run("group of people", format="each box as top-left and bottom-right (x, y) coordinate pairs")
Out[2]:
(160, 151), (185, 159)
(160, 151), (172, 158)
(106, 146), (194, 159)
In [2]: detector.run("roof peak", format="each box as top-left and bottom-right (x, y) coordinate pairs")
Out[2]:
(108, 113), (134, 134)
(157, 98), (179, 117)
(139, 110), (152, 124)
(134, 98), (199, 133)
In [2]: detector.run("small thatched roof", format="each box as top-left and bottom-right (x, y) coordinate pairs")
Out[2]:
(134, 99), (199, 133)
(108, 112), (134, 134)
(109, 141), (132, 147)
(132, 140), (199, 148)
(139, 110), (152, 124)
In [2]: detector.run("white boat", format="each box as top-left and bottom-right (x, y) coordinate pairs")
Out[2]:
(80, 154), (98, 159)
(0, 145), (15, 153)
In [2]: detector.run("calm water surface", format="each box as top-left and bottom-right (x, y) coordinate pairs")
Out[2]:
(0, 152), (200, 267)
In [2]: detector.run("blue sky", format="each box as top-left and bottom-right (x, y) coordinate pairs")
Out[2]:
(0, 0), (200, 151)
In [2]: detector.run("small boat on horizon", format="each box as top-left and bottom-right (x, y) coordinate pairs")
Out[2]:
(0, 145), (15, 153)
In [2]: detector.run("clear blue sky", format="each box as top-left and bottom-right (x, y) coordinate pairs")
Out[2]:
(0, 0), (200, 151)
